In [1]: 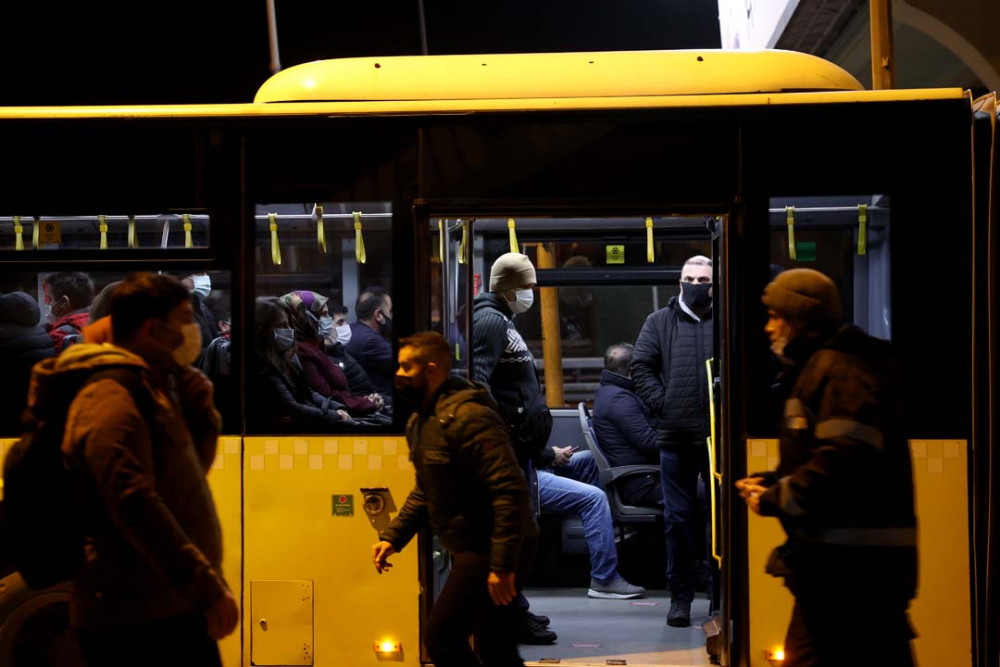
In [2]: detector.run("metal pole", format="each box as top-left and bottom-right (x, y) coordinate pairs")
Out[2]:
(416, 0), (429, 55)
(266, 0), (282, 74)
(870, 0), (895, 90)
(535, 243), (564, 407)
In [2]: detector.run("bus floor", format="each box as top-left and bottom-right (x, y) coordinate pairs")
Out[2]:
(518, 587), (712, 666)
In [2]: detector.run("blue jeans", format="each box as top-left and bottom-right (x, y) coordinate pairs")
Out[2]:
(538, 451), (618, 582)
(660, 446), (710, 603)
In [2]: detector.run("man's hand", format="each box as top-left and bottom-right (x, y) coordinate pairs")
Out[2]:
(735, 476), (768, 516)
(372, 541), (396, 574)
(487, 571), (517, 606)
(205, 590), (239, 640)
(368, 394), (385, 410)
(551, 446), (574, 467)
(178, 367), (215, 413)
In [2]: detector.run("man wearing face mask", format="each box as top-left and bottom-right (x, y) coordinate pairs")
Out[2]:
(736, 269), (917, 666)
(346, 287), (395, 397)
(182, 273), (219, 360)
(28, 272), (238, 666)
(632, 255), (715, 628)
(44, 272), (94, 353)
(324, 303), (378, 398)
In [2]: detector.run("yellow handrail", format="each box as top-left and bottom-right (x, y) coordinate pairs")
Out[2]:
(706, 358), (722, 568)
(646, 216), (655, 263)
(786, 207), (797, 260)
(857, 204), (868, 255)
(507, 218), (519, 254)
(316, 204), (327, 253)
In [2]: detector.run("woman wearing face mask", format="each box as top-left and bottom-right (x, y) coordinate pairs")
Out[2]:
(280, 291), (384, 416)
(249, 297), (353, 432)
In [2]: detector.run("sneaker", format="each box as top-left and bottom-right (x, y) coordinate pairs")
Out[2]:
(587, 576), (646, 599)
(517, 615), (558, 645)
(667, 599), (691, 627)
(526, 611), (550, 627)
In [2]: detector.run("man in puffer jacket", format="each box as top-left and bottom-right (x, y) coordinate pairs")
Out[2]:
(737, 269), (917, 666)
(44, 272), (93, 353)
(0, 291), (55, 435)
(32, 273), (238, 666)
(372, 332), (537, 667)
(632, 255), (714, 627)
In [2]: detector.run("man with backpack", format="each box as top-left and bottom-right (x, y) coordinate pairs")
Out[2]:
(16, 272), (237, 666)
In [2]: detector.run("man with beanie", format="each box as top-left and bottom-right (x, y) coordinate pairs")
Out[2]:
(473, 253), (644, 644)
(632, 255), (715, 627)
(736, 268), (917, 666)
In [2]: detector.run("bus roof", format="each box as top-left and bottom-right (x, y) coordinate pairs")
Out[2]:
(0, 51), (966, 120)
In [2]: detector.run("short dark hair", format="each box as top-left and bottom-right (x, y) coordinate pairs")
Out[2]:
(45, 272), (94, 308)
(604, 343), (634, 376)
(206, 291), (231, 322)
(355, 287), (389, 321)
(110, 273), (191, 343)
(329, 303), (348, 316)
(400, 332), (452, 372)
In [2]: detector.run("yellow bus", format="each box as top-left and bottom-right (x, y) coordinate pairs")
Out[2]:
(0, 50), (996, 667)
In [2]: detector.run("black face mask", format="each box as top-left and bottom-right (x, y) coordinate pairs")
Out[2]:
(379, 311), (393, 341)
(681, 282), (713, 310)
(394, 374), (426, 407)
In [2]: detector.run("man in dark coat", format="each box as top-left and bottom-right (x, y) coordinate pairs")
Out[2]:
(632, 255), (714, 627)
(592, 343), (661, 507)
(346, 287), (394, 396)
(0, 291), (55, 435)
(737, 268), (917, 667)
(372, 332), (537, 667)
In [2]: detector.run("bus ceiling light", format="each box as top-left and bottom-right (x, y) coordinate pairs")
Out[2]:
(374, 640), (401, 654)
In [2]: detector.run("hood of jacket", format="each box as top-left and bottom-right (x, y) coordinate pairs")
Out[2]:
(27, 343), (149, 420)
(474, 291), (513, 319)
(0, 291), (42, 327)
(429, 376), (501, 423)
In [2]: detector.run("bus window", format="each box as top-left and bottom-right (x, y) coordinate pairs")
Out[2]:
(0, 269), (233, 438)
(250, 202), (394, 433)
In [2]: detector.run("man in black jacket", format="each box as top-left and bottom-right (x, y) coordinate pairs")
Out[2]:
(632, 255), (714, 627)
(736, 269), (916, 666)
(372, 332), (537, 667)
(592, 343), (661, 507)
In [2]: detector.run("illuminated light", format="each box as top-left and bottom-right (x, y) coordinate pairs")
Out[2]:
(374, 640), (401, 654)
(775, 649), (785, 661)
(765, 647), (785, 662)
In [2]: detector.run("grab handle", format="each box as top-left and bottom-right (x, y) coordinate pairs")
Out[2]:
(706, 358), (722, 568)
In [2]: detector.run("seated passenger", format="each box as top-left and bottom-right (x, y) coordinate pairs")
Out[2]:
(181, 272), (219, 354)
(0, 291), (55, 433)
(345, 287), (394, 396)
(199, 293), (231, 379)
(325, 303), (377, 397)
(44, 271), (94, 353)
(592, 343), (662, 507)
(248, 297), (353, 433)
(281, 291), (384, 416)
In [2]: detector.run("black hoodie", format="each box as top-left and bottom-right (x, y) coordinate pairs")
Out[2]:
(0, 292), (55, 434)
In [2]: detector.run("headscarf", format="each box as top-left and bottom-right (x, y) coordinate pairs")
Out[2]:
(280, 291), (326, 343)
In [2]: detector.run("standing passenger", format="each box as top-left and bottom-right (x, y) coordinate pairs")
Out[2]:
(736, 269), (917, 666)
(34, 272), (238, 666)
(345, 286), (395, 397)
(631, 255), (714, 627)
(372, 332), (538, 667)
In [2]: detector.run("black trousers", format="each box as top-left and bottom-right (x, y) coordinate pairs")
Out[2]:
(660, 445), (712, 603)
(784, 598), (915, 667)
(75, 613), (222, 667)
(425, 551), (525, 667)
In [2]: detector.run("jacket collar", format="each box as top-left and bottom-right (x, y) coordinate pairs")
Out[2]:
(475, 291), (514, 318)
(599, 370), (635, 391)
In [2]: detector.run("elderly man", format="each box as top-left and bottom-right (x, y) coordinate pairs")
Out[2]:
(736, 268), (917, 666)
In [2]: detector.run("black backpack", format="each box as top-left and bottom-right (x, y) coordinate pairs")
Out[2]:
(1, 366), (154, 590)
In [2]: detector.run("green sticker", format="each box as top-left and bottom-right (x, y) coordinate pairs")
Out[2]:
(606, 245), (625, 264)
(795, 241), (816, 262)
(332, 494), (354, 517)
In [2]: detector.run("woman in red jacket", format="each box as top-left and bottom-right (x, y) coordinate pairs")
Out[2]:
(281, 291), (385, 416)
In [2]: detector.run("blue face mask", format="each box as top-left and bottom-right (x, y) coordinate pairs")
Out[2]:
(317, 316), (334, 340)
(274, 328), (296, 351)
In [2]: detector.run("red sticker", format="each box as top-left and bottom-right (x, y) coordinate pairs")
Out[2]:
(339, 495), (347, 503)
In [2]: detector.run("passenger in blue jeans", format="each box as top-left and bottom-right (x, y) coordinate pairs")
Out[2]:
(538, 448), (645, 599)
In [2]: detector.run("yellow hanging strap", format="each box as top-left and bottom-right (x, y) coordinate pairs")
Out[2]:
(32, 216), (40, 249)
(315, 204), (327, 253)
(786, 206), (797, 260)
(127, 215), (138, 248)
(458, 221), (468, 265)
(99, 215), (108, 250)
(857, 204), (868, 256)
(269, 213), (282, 266)
(182, 214), (193, 249)
(706, 358), (722, 568)
(354, 211), (367, 264)
(507, 218), (519, 254)
(646, 216), (655, 263)
(13, 216), (24, 251)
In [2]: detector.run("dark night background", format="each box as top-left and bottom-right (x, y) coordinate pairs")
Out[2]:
(1, 1), (722, 105)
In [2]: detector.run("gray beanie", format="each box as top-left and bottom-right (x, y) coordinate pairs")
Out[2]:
(762, 268), (842, 326)
(489, 253), (537, 293)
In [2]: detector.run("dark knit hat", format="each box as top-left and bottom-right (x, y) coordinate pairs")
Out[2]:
(489, 253), (537, 293)
(762, 268), (842, 326)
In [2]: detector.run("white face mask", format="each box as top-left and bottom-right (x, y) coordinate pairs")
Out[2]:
(173, 323), (203, 366)
(317, 316), (334, 340)
(508, 288), (534, 314)
(274, 328), (296, 351)
(191, 275), (212, 299)
(335, 324), (352, 345)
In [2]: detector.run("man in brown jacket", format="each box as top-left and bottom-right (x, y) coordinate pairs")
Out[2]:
(28, 272), (238, 666)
